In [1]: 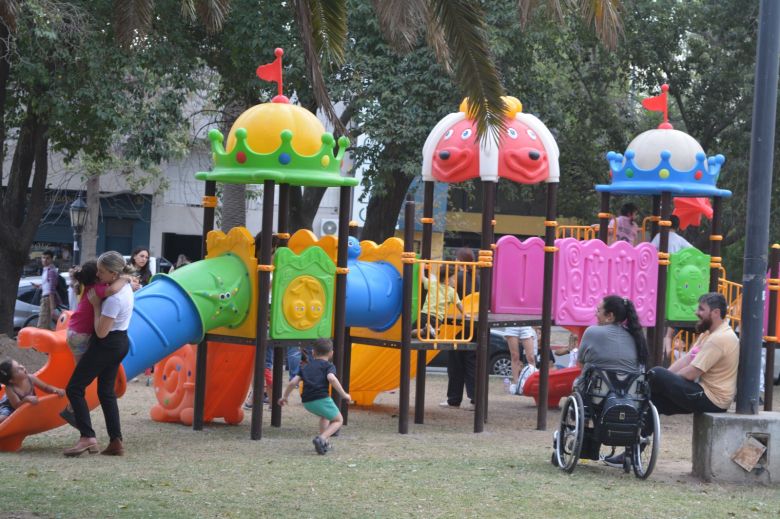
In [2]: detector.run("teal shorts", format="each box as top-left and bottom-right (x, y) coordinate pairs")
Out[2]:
(303, 397), (340, 421)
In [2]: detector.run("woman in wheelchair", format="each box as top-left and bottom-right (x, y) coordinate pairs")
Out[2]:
(553, 296), (661, 478)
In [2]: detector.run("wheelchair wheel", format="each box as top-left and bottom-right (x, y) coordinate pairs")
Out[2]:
(632, 402), (660, 479)
(555, 392), (584, 473)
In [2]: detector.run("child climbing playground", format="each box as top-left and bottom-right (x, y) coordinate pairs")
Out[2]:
(279, 339), (351, 455)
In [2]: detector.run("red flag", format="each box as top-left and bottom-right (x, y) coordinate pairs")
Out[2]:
(256, 48), (284, 97)
(641, 84), (671, 128)
(641, 92), (667, 112)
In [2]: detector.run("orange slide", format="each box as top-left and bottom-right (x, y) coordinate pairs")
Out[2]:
(150, 342), (254, 426)
(0, 313), (126, 452)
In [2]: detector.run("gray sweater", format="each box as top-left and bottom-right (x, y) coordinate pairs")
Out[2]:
(579, 324), (640, 373)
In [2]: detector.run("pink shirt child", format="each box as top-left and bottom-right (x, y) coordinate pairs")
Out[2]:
(68, 284), (109, 334)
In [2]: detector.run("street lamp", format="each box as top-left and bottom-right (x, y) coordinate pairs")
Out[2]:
(69, 195), (88, 266)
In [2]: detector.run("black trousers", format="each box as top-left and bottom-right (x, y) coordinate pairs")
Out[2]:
(446, 350), (476, 406)
(648, 367), (727, 415)
(66, 330), (129, 440)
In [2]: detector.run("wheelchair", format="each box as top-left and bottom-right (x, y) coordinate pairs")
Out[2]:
(551, 368), (661, 479)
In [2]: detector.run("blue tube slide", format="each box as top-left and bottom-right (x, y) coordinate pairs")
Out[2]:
(344, 237), (403, 331)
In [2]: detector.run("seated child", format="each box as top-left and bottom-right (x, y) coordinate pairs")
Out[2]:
(279, 338), (351, 455)
(0, 359), (65, 423)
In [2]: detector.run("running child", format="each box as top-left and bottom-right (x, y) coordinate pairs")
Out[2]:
(278, 339), (351, 455)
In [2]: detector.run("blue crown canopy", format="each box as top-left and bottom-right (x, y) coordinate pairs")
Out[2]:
(597, 128), (731, 198)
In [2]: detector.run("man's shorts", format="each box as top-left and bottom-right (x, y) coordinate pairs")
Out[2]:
(303, 397), (340, 421)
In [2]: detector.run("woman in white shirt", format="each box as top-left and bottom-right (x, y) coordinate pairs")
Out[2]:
(64, 251), (134, 457)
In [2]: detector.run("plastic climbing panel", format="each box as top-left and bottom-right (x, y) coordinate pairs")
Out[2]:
(553, 238), (658, 327)
(271, 246), (335, 339)
(491, 235), (545, 314)
(667, 248), (710, 321)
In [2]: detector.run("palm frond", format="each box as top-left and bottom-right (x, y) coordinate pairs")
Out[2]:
(295, 0), (346, 135)
(195, 0), (230, 35)
(517, 0), (564, 28)
(180, 0), (197, 22)
(0, 0), (20, 32)
(308, 0), (347, 63)
(424, 9), (451, 74)
(372, 0), (427, 52)
(578, 0), (623, 49)
(428, 0), (506, 143)
(114, 0), (154, 46)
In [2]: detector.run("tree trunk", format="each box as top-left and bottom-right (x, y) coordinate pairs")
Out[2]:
(360, 172), (414, 243)
(220, 183), (247, 231)
(289, 186), (327, 231)
(0, 114), (49, 334)
(81, 174), (100, 261)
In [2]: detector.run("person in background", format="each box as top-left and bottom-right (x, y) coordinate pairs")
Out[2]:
(608, 203), (640, 245)
(170, 254), (191, 272)
(650, 214), (693, 254)
(650, 214), (695, 359)
(34, 250), (61, 330)
(129, 247), (152, 289)
(440, 247), (480, 410)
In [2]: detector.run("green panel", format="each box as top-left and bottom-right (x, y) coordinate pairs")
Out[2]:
(165, 253), (252, 330)
(270, 247), (336, 339)
(667, 248), (710, 321)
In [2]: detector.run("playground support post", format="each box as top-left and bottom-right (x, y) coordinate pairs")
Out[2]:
(474, 181), (496, 433)
(737, 0), (780, 415)
(598, 192), (611, 243)
(342, 222), (359, 426)
(537, 182), (558, 430)
(765, 245), (779, 411)
(415, 181), (435, 425)
(652, 192), (673, 368)
(271, 183), (290, 428)
(332, 186), (352, 414)
(647, 195), (662, 354)
(709, 196), (723, 292)
(251, 179), (277, 440)
(399, 195), (415, 434)
(193, 180), (216, 431)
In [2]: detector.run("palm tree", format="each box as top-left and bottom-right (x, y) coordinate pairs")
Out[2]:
(14, 0), (618, 141)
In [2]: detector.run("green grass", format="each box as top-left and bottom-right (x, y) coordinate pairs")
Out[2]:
(1, 376), (778, 519)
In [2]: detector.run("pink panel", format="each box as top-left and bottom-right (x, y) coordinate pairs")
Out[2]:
(763, 262), (780, 334)
(552, 238), (658, 327)
(491, 236), (545, 314)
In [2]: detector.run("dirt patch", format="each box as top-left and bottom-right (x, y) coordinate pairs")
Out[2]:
(0, 334), (47, 373)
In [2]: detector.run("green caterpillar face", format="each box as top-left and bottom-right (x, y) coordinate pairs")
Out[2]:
(676, 265), (707, 306)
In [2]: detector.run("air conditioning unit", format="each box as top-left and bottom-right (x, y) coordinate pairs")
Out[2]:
(320, 218), (339, 236)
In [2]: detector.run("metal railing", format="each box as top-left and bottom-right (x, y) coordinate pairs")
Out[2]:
(415, 259), (479, 344)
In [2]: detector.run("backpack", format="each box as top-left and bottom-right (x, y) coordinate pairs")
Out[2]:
(590, 370), (646, 446)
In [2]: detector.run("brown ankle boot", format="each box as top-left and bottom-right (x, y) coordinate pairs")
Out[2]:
(100, 438), (124, 456)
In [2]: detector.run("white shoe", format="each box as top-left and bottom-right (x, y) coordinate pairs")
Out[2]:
(516, 365), (537, 395)
(439, 400), (458, 408)
(509, 384), (517, 395)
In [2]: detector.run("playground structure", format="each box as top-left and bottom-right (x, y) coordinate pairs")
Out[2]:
(4, 58), (780, 451)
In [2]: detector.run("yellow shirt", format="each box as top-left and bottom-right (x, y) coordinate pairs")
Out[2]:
(691, 321), (740, 409)
(421, 275), (460, 321)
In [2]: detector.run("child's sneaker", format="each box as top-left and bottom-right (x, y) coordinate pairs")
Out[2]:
(509, 384), (517, 395)
(515, 365), (537, 395)
(313, 436), (328, 455)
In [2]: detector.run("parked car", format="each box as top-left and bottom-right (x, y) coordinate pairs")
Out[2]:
(14, 273), (70, 330)
(427, 331), (513, 377)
